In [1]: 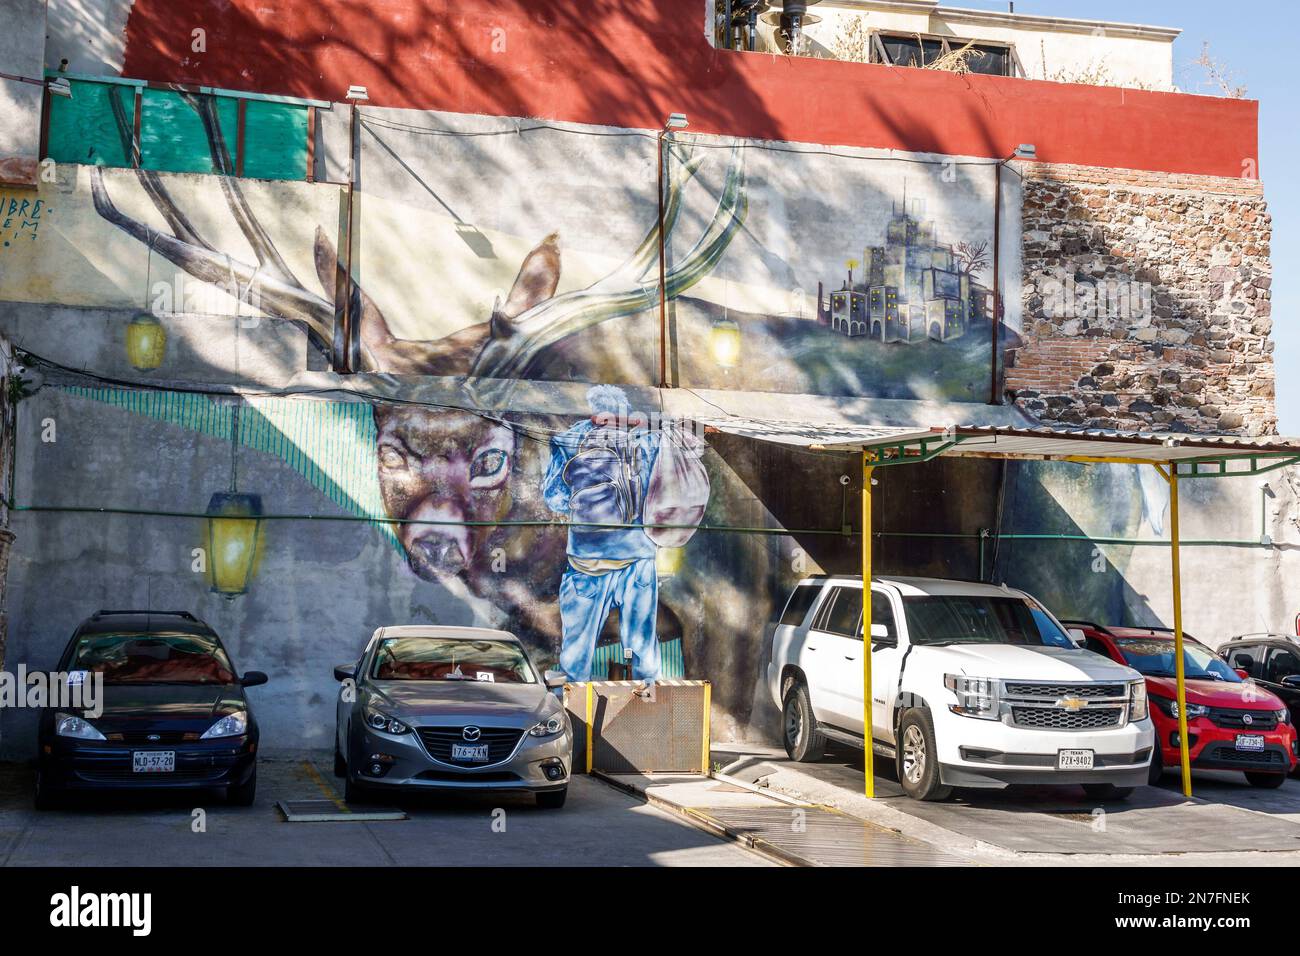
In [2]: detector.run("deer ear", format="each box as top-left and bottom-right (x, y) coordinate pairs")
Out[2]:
(499, 232), (561, 321)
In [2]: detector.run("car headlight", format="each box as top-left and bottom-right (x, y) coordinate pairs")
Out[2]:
(1169, 699), (1209, 720)
(364, 707), (409, 735)
(1128, 681), (1148, 721)
(55, 713), (106, 741)
(529, 714), (565, 737)
(943, 675), (999, 720)
(1277, 708), (1290, 726)
(200, 711), (248, 739)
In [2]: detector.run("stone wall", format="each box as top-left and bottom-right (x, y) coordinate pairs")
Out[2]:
(1008, 162), (1275, 436)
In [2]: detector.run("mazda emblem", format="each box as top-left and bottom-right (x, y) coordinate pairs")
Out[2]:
(462, 726), (481, 741)
(1242, 713), (1253, 725)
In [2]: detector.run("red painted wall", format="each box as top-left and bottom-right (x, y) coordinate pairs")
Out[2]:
(121, 0), (1258, 178)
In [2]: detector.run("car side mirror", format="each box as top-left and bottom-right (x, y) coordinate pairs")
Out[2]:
(1236, 668), (1252, 681)
(1282, 675), (1300, 689)
(333, 663), (356, 682)
(1066, 627), (1087, 648)
(544, 669), (567, 689)
(241, 671), (268, 687)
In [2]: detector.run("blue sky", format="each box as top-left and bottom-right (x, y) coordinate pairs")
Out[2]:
(963, 0), (1294, 431)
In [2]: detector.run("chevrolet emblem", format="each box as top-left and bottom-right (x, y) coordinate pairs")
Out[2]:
(1056, 696), (1088, 712)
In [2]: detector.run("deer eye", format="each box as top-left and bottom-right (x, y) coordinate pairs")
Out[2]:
(470, 448), (510, 486)
(378, 444), (407, 470)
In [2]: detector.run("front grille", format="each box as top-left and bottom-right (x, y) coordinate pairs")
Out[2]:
(1004, 683), (1126, 699)
(76, 766), (226, 782)
(1208, 707), (1278, 731)
(1205, 746), (1286, 766)
(1011, 706), (1124, 730)
(417, 726), (525, 765)
(113, 732), (194, 744)
(416, 769), (520, 783)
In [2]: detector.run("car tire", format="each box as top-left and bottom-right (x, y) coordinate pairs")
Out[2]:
(896, 708), (952, 802)
(1082, 783), (1133, 801)
(782, 680), (825, 763)
(227, 766), (257, 806)
(536, 788), (568, 810)
(344, 774), (371, 805)
(333, 745), (347, 778)
(1245, 771), (1287, 789)
(33, 768), (61, 811)
(1147, 745), (1164, 786)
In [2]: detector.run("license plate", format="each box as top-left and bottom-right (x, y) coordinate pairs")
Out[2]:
(1057, 749), (1095, 770)
(132, 751), (175, 773)
(1236, 734), (1266, 752)
(450, 743), (489, 763)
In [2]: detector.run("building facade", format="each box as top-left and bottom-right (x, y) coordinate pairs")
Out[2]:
(0, 0), (1286, 749)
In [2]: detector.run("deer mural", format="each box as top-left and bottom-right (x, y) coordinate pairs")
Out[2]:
(85, 93), (771, 721)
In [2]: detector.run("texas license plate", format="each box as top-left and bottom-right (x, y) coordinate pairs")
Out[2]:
(132, 751), (175, 773)
(450, 743), (489, 763)
(1057, 749), (1095, 770)
(1235, 734), (1265, 752)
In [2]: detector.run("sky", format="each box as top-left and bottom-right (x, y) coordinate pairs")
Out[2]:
(962, 0), (1295, 432)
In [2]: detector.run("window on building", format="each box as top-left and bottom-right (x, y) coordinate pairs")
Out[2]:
(872, 32), (1015, 77)
(44, 76), (316, 182)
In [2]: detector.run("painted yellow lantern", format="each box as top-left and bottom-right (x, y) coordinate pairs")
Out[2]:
(205, 492), (263, 596)
(655, 545), (686, 577)
(125, 312), (167, 371)
(709, 317), (741, 369)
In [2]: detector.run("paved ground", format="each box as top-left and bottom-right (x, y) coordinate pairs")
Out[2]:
(715, 741), (1300, 866)
(0, 756), (770, 867)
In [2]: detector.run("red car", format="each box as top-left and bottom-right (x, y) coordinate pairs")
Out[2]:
(1065, 621), (1296, 788)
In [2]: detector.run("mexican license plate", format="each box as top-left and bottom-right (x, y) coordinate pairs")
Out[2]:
(1235, 734), (1265, 752)
(451, 743), (489, 763)
(132, 751), (175, 773)
(1057, 749), (1095, 770)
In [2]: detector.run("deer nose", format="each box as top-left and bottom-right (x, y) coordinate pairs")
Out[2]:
(409, 533), (467, 575)
(401, 500), (473, 579)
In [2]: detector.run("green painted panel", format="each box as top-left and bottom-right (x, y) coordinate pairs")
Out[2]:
(45, 80), (136, 168)
(139, 89), (238, 175)
(242, 100), (308, 181)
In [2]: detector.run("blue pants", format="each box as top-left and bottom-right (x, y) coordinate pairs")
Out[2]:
(558, 558), (660, 683)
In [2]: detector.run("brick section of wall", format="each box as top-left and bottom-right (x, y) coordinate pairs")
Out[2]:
(1009, 161), (1275, 436)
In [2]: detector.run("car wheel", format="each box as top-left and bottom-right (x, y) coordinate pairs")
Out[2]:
(333, 745), (347, 778)
(896, 709), (952, 802)
(1082, 784), (1133, 801)
(344, 774), (371, 805)
(1246, 771), (1287, 789)
(536, 788), (568, 809)
(782, 680), (825, 763)
(1147, 745), (1164, 786)
(227, 766), (257, 806)
(33, 768), (61, 811)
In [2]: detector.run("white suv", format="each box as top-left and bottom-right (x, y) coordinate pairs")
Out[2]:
(766, 575), (1154, 801)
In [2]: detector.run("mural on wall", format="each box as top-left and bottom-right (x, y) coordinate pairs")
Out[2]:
(50, 385), (756, 697)
(2, 96), (1018, 403)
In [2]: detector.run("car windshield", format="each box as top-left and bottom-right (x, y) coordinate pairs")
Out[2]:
(1114, 637), (1241, 682)
(902, 595), (1075, 648)
(69, 632), (237, 685)
(371, 637), (536, 683)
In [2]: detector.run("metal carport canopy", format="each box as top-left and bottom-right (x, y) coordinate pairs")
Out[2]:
(700, 417), (1300, 799)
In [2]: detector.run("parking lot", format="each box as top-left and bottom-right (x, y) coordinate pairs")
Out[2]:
(0, 756), (770, 868)
(715, 741), (1300, 865)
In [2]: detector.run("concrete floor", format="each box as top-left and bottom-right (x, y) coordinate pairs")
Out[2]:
(0, 756), (770, 867)
(716, 741), (1300, 866)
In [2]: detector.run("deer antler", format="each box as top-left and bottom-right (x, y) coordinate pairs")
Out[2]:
(89, 91), (336, 358)
(467, 144), (747, 383)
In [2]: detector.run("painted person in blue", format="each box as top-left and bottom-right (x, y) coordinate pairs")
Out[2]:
(542, 386), (664, 683)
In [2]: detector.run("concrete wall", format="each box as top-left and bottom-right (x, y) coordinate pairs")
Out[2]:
(0, 0), (47, 186)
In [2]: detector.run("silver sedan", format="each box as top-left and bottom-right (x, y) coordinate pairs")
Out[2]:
(334, 626), (573, 808)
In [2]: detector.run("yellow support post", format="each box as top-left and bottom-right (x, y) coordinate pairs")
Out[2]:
(1154, 464), (1193, 798)
(585, 681), (594, 774)
(862, 452), (875, 799)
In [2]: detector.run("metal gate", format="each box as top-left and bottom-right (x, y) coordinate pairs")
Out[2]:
(564, 680), (711, 774)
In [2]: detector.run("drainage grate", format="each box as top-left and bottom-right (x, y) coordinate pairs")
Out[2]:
(690, 806), (973, 867)
(277, 799), (407, 822)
